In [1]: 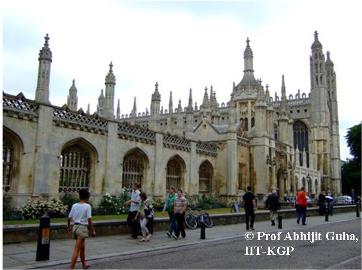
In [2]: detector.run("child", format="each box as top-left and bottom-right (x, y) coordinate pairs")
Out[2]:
(67, 189), (96, 269)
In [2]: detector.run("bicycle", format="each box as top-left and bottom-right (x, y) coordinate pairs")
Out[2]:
(184, 208), (213, 229)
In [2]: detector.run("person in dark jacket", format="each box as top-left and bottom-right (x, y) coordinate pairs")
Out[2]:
(318, 192), (326, 215)
(241, 186), (256, 230)
(265, 190), (281, 226)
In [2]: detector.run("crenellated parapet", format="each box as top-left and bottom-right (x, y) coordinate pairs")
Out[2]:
(3, 92), (39, 121)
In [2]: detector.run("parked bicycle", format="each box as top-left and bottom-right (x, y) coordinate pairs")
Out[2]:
(184, 208), (213, 229)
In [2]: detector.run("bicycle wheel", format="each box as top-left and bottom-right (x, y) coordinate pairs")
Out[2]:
(203, 213), (214, 228)
(185, 214), (198, 229)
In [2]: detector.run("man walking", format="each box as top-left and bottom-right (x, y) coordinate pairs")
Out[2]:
(297, 187), (307, 225)
(242, 186), (256, 230)
(265, 190), (280, 226)
(125, 183), (141, 239)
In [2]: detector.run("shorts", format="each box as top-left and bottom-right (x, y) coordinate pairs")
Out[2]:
(72, 224), (89, 239)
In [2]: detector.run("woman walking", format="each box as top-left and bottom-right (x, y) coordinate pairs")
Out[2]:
(137, 192), (154, 242)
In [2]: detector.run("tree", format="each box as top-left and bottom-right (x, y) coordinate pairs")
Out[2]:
(342, 123), (361, 196)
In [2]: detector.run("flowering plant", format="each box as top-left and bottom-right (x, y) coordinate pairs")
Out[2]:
(19, 198), (68, 219)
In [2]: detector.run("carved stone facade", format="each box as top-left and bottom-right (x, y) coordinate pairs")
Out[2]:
(3, 32), (341, 207)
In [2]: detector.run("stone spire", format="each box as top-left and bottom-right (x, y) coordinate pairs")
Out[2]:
(97, 89), (105, 116)
(237, 38), (259, 91)
(104, 62), (116, 119)
(151, 81), (161, 101)
(280, 75), (288, 115)
(201, 86), (209, 108)
(131, 96), (137, 117)
(67, 79), (78, 111)
(116, 99), (120, 119)
(168, 91), (173, 114)
(87, 103), (90, 114)
(177, 99), (182, 113)
(311, 30), (322, 50)
(187, 88), (193, 112)
(35, 34), (52, 103)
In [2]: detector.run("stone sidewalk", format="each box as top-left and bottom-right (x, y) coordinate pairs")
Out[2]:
(3, 212), (359, 269)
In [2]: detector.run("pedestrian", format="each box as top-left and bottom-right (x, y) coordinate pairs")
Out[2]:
(296, 187), (307, 225)
(67, 188), (96, 269)
(318, 191), (326, 215)
(165, 186), (177, 238)
(326, 191), (334, 216)
(137, 192), (154, 242)
(241, 186), (256, 230)
(174, 188), (187, 240)
(124, 183), (141, 239)
(265, 190), (280, 226)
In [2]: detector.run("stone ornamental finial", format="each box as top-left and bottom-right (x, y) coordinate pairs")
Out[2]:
(155, 81), (158, 90)
(44, 34), (50, 46)
(246, 37), (250, 47)
(314, 31), (318, 41)
(109, 62), (113, 72)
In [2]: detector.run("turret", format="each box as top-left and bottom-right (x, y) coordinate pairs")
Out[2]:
(201, 87), (209, 109)
(97, 89), (105, 116)
(150, 82), (161, 116)
(131, 97), (137, 118)
(168, 91), (173, 114)
(67, 79), (78, 111)
(35, 34), (52, 103)
(104, 62), (116, 119)
(310, 31), (330, 126)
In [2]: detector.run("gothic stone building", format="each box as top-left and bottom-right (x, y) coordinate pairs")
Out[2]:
(3, 32), (341, 207)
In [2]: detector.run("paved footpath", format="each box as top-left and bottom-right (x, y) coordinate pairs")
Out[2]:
(3, 212), (360, 269)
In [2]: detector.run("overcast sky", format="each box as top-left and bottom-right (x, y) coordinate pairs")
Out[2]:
(3, 0), (362, 161)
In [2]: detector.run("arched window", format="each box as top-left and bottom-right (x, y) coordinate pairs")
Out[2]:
(293, 120), (309, 167)
(315, 179), (318, 194)
(302, 177), (306, 190)
(3, 139), (13, 192)
(166, 155), (185, 190)
(122, 148), (148, 190)
(199, 161), (213, 194)
(59, 145), (91, 192)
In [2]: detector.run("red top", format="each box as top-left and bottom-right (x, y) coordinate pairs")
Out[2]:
(297, 191), (307, 207)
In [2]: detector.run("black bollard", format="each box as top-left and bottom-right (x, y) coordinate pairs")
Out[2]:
(36, 214), (50, 261)
(278, 215), (282, 229)
(356, 203), (360, 218)
(199, 214), (206, 239)
(325, 212), (329, 222)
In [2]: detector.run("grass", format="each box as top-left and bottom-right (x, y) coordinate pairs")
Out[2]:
(3, 208), (235, 225)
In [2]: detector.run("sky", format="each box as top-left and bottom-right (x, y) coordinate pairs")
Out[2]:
(2, 0), (362, 161)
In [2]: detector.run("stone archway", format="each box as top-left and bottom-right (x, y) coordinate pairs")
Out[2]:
(166, 155), (186, 190)
(122, 148), (149, 190)
(199, 160), (213, 194)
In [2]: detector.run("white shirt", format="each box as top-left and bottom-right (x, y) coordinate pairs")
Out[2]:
(68, 202), (92, 225)
(130, 189), (141, 212)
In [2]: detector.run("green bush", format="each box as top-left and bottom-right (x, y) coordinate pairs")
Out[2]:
(19, 198), (68, 219)
(98, 191), (131, 215)
(60, 193), (79, 213)
(152, 197), (164, 211)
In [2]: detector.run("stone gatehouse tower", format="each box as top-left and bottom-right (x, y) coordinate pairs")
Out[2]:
(3, 31), (341, 207)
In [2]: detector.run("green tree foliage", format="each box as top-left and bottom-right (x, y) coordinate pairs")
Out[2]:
(342, 123), (361, 196)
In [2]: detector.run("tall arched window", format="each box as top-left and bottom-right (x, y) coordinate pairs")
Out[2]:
(166, 155), (185, 190)
(59, 145), (91, 192)
(293, 120), (309, 167)
(315, 179), (318, 194)
(122, 148), (148, 190)
(199, 161), (213, 194)
(302, 177), (306, 189)
(3, 139), (13, 192)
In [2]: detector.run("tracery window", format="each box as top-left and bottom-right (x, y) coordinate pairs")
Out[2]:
(3, 139), (13, 192)
(293, 120), (309, 167)
(199, 161), (213, 194)
(59, 146), (90, 192)
(122, 149), (148, 190)
(166, 156), (184, 190)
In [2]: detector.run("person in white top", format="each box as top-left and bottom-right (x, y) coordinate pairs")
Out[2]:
(67, 189), (96, 269)
(124, 183), (141, 239)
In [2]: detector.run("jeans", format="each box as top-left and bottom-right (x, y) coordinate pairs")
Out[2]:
(168, 211), (176, 234)
(175, 212), (186, 238)
(140, 218), (150, 237)
(297, 206), (307, 224)
(270, 210), (278, 222)
(245, 208), (255, 229)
